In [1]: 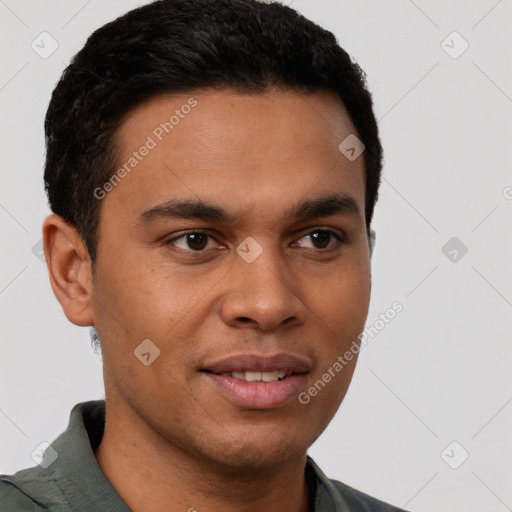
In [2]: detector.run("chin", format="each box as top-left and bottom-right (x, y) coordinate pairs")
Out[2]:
(201, 434), (307, 473)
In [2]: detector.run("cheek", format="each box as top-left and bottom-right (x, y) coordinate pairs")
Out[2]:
(314, 262), (371, 339)
(91, 255), (229, 366)
(90, 257), (168, 360)
(302, 271), (369, 429)
(94, 257), (180, 326)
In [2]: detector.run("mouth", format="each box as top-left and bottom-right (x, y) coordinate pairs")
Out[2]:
(200, 353), (311, 409)
(202, 369), (301, 383)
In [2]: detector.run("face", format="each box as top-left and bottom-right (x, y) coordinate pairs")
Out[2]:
(90, 88), (371, 469)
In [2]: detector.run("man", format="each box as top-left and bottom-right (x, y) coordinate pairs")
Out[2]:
(0, 0), (408, 510)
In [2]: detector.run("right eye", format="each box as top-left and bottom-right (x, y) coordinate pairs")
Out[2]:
(166, 231), (223, 252)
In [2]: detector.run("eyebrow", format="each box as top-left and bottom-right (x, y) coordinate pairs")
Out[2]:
(137, 193), (361, 225)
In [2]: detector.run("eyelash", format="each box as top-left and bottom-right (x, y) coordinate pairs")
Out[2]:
(165, 229), (347, 253)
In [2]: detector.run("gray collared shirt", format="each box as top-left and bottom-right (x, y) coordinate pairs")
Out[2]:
(0, 401), (408, 511)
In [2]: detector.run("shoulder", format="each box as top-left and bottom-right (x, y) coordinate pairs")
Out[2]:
(307, 456), (409, 512)
(330, 478), (408, 511)
(0, 470), (47, 511)
(0, 466), (68, 511)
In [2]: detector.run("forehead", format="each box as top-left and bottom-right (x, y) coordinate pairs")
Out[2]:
(107, 88), (365, 222)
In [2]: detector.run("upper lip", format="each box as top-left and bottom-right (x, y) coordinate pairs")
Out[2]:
(201, 352), (312, 374)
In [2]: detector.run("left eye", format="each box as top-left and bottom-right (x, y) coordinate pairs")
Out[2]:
(295, 229), (343, 250)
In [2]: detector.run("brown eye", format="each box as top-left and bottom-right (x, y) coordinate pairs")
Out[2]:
(296, 229), (344, 250)
(310, 230), (331, 249)
(167, 232), (214, 251)
(185, 233), (208, 250)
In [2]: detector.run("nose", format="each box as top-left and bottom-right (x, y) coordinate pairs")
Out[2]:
(219, 246), (308, 331)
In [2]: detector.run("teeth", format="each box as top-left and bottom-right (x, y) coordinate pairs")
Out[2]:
(245, 371), (262, 382)
(261, 371), (280, 382)
(220, 370), (292, 382)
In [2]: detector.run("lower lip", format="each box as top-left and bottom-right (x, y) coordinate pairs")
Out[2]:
(202, 372), (307, 409)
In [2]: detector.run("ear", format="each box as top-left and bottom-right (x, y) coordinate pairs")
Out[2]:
(369, 228), (376, 259)
(42, 214), (95, 326)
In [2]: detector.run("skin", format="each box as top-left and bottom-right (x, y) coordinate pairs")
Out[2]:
(43, 88), (372, 512)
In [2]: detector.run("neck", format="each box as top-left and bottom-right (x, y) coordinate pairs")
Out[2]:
(95, 400), (311, 512)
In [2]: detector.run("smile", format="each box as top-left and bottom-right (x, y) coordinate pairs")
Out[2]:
(209, 370), (298, 383)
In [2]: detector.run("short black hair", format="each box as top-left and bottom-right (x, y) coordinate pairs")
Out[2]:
(44, 0), (383, 263)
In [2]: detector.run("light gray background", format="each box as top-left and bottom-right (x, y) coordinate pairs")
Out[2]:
(1, 1), (511, 511)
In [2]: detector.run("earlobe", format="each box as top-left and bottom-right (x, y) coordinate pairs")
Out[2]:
(42, 214), (95, 327)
